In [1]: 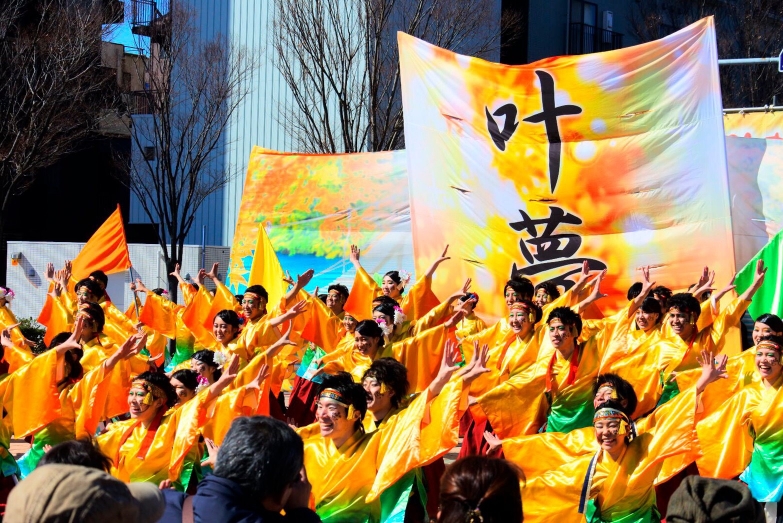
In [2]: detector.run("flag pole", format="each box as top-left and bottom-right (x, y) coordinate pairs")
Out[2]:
(129, 267), (140, 318)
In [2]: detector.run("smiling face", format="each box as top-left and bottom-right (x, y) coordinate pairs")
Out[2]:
(170, 378), (195, 404)
(127, 385), (164, 422)
(667, 308), (694, 339)
(508, 308), (533, 337)
(241, 294), (267, 321)
(326, 291), (346, 315)
(77, 313), (97, 343)
(753, 322), (782, 346)
(534, 288), (550, 308)
(381, 276), (402, 298)
(343, 314), (358, 333)
(362, 376), (394, 416)
(316, 397), (358, 441)
(354, 332), (381, 358)
(212, 317), (238, 345)
(76, 286), (96, 306)
(755, 345), (783, 383)
(505, 288), (522, 308)
(635, 308), (659, 332)
(594, 418), (626, 456)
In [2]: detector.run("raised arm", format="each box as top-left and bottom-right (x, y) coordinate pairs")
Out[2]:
(169, 263), (187, 286)
(738, 259), (766, 302)
(284, 269), (314, 305)
(424, 245), (450, 279)
(628, 265), (656, 317)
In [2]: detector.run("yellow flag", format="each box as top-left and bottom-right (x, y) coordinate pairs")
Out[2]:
(248, 225), (287, 308)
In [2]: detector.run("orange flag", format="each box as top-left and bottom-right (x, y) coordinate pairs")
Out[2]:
(71, 205), (132, 279)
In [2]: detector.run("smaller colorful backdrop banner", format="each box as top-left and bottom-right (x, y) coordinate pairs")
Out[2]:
(227, 147), (414, 295)
(724, 112), (783, 270)
(399, 17), (735, 321)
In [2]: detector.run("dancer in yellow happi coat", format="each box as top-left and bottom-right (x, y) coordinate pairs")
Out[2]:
(299, 341), (489, 522)
(343, 244), (445, 322)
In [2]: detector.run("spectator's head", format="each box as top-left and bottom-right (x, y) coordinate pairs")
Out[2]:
(5, 464), (164, 523)
(362, 357), (409, 413)
(534, 281), (560, 308)
(593, 374), (637, 416)
(666, 476), (764, 523)
(752, 313), (783, 345)
(75, 278), (104, 305)
(214, 416), (304, 512)
(438, 456), (523, 523)
(39, 438), (112, 473)
(212, 309), (241, 344)
(170, 369), (199, 404)
(504, 276), (534, 307)
(191, 349), (222, 384)
(242, 285), (269, 320)
(128, 371), (177, 423)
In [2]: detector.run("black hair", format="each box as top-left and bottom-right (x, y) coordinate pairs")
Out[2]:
(244, 284), (269, 302)
(460, 292), (480, 305)
(372, 302), (396, 319)
(594, 373), (638, 418)
(48, 331), (73, 350)
(39, 437), (112, 473)
(535, 281), (561, 300)
(214, 416), (304, 505)
(439, 457), (523, 523)
(88, 270), (108, 287)
(79, 302), (105, 332)
(214, 309), (241, 329)
(234, 294), (244, 303)
(355, 319), (385, 342)
(667, 293), (701, 320)
(384, 270), (403, 286)
(171, 369), (199, 392)
(74, 278), (104, 300)
(328, 283), (350, 300)
(57, 344), (84, 387)
(362, 358), (409, 408)
(319, 372), (369, 429)
(652, 286), (672, 300)
(134, 370), (178, 409)
(755, 313), (783, 334)
(626, 282), (643, 301)
(192, 349), (222, 382)
(372, 295), (399, 308)
(504, 276), (534, 301)
(758, 333), (783, 346)
(318, 294), (328, 303)
(639, 297), (662, 317)
(152, 288), (166, 296)
(547, 306), (582, 336)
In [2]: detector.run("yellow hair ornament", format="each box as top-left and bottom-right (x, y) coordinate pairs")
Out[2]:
(379, 383), (388, 395)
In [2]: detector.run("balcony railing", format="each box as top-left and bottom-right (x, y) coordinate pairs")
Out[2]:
(125, 91), (155, 115)
(569, 22), (623, 55)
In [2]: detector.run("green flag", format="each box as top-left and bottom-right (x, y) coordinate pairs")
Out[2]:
(735, 231), (783, 320)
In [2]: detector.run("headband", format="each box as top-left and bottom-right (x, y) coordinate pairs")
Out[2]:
(509, 302), (536, 323)
(131, 379), (166, 406)
(593, 407), (630, 435)
(595, 384), (619, 400)
(320, 388), (356, 419)
(243, 291), (261, 300)
(757, 340), (781, 353)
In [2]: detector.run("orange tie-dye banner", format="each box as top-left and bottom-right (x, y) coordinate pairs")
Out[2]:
(399, 18), (735, 321)
(227, 147), (413, 294)
(723, 112), (783, 269)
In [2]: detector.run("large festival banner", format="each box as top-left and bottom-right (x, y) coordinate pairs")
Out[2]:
(723, 112), (783, 269)
(398, 17), (735, 320)
(227, 147), (413, 295)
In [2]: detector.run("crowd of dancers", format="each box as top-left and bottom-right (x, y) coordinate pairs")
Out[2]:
(0, 243), (778, 523)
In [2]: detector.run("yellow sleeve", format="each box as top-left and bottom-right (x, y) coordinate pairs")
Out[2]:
(400, 275), (440, 322)
(695, 299), (715, 332)
(205, 280), (242, 332)
(502, 427), (595, 480)
(5, 350), (61, 437)
(181, 287), (219, 348)
(139, 292), (178, 339)
(409, 298), (451, 336)
(42, 294), (74, 346)
(3, 341), (34, 374)
(478, 364), (548, 439)
(367, 378), (464, 502)
(709, 297), (749, 356)
(343, 265), (381, 321)
(301, 295), (344, 353)
(391, 325), (449, 393)
(180, 282), (197, 307)
(68, 360), (120, 438)
(694, 386), (757, 479)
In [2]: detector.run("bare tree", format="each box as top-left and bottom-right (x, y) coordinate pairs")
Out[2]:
(630, 0), (783, 108)
(273, 0), (519, 153)
(119, 1), (257, 301)
(0, 0), (119, 284)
